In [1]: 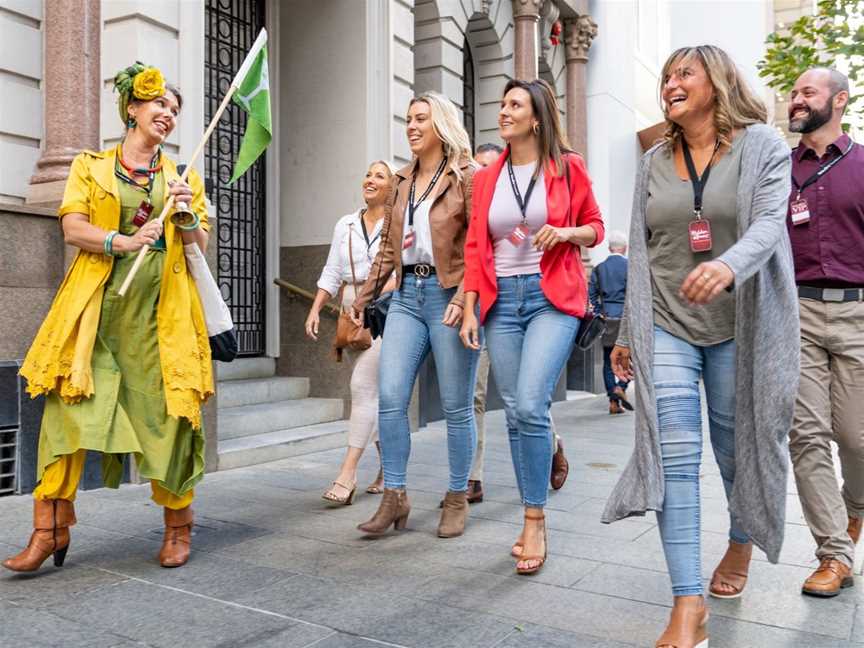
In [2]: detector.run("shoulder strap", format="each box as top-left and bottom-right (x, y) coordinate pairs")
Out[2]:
(347, 222), (359, 285)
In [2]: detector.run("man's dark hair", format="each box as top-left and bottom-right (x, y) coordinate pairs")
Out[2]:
(476, 143), (503, 155)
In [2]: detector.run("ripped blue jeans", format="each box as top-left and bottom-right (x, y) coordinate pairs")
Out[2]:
(653, 325), (748, 597)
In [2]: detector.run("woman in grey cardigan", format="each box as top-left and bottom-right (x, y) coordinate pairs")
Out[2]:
(604, 46), (798, 648)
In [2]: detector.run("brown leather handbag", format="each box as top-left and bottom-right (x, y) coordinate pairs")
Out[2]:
(333, 224), (372, 361)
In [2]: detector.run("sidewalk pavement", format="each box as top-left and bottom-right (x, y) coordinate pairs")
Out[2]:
(1, 394), (862, 648)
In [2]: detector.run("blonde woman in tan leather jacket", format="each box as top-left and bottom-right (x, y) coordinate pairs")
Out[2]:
(352, 91), (479, 539)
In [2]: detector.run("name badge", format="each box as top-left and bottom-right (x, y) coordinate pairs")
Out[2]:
(688, 219), (713, 253)
(133, 200), (154, 227)
(402, 228), (416, 250)
(790, 198), (811, 226)
(507, 223), (530, 247)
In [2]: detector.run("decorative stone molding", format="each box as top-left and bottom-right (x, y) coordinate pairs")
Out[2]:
(564, 14), (598, 63)
(512, 0), (543, 20)
(539, 0), (560, 55)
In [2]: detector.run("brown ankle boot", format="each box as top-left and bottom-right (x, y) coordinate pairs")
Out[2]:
(3, 499), (76, 573)
(357, 488), (410, 536)
(438, 491), (469, 538)
(159, 506), (193, 568)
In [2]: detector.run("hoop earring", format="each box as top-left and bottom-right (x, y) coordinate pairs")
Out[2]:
(532, 123), (540, 135)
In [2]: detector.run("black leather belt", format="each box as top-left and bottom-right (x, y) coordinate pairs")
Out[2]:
(798, 285), (864, 302)
(403, 264), (435, 278)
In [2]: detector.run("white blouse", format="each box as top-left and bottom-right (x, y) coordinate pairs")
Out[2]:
(317, 210), (384, 296)
(400, 200), (435, 265)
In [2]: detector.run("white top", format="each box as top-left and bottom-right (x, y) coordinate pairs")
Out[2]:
(488, 162), (547, 277)
(401, 199), (435, 265)
(317, 210), (384, 296)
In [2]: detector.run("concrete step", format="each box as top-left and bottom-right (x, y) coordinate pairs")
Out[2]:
(216, 357), (276, 382)
(217, 376), (310, 409)
(217, 420), (349, 471)
(218, 398), (345, 441)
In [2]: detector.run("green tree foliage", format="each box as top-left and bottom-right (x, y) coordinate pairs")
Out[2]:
(758, 0), (864, 125)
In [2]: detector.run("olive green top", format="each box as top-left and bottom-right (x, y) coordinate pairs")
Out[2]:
(646, 136), (744, 346)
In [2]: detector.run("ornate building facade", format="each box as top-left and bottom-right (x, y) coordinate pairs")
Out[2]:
(0, 0), (771, 493)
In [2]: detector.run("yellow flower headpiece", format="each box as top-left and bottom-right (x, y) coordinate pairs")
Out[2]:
(113, 62), (167, 126)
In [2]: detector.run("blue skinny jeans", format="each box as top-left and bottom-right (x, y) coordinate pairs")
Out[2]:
(378, 274), (480, 492)
(653, 325), (749, 597)
(484, 274), (580, 507)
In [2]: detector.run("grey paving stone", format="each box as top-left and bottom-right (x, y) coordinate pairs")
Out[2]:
(492, 623), (641, 648)
(0, 564), (128, 609)
(0, 600), (138, 648)
(50, 579), (319, 648)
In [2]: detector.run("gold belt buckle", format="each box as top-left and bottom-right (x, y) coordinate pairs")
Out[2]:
(414, 264), (431, 278)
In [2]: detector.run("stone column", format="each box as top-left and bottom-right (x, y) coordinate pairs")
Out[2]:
(512, 0), (543, 80)
(27, 0), (101, 207)
(564, 14), (597, 162)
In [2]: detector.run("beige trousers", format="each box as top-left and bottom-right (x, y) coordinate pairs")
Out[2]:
(342, 284), (382, 450)
(470, 347), (491, 481)
(789, 297), (864, 568)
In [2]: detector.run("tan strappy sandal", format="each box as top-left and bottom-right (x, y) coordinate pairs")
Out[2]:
(656, 602), (709, 648)
(708, 540), (752, 599)
(322, 480), (356, 506)
(515, 511), (547, 575)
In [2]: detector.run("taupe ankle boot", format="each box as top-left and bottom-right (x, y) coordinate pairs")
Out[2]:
(3, 499), (76, 572)
(357, 488), (410, 536)
(438, 491), (469, 538)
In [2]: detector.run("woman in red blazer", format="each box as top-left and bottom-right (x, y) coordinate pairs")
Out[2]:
(460, 79), (604, 575)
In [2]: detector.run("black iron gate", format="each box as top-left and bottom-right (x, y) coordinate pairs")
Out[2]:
(205, 0), (267, 356)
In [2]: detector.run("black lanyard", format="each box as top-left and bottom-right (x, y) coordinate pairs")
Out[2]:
(682, 139), (720, 218)
(792, 140), (854, 198)
(507, 157), (539, 224)
(408, 157), (447, 228)
(358, 211), (381, 257)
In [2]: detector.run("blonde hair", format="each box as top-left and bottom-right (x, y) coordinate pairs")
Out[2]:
(369, 159), (396, 176)
(409, 91), (475, 179)
(660, 45), (767, 150)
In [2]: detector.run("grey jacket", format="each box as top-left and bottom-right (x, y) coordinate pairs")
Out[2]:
(601, 124), (800, 563)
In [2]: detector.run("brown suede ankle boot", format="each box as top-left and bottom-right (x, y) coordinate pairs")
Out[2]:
(357, 488), (410, 536)
(3, 499), (76, 573)
(159, 506), (193, 568)
(438, 491), (469, 538)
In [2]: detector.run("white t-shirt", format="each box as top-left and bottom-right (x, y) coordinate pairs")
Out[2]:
(488, 162), (548, 277)
(401, 200), (434, 265)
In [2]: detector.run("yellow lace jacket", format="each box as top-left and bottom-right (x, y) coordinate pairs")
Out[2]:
(20, 146), (215, 429)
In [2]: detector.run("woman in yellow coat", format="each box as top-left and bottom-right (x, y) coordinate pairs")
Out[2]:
(3, 63), (214, 572)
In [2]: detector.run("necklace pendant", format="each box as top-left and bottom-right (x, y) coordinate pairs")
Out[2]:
(133, 200), (154, 227)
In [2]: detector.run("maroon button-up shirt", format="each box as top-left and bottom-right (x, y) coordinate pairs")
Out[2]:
(787, 133), (864, 287)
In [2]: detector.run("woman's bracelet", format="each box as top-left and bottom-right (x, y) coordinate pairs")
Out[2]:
(177, 211), (201, 231)
(103, 230), (119, 256)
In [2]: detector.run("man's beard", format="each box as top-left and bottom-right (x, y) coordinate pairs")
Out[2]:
(788, 100), (833, 134)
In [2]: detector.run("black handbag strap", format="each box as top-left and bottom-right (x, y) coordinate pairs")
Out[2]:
(369, 177), (402, 302)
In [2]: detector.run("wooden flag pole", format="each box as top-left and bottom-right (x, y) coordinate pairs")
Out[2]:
(118, 27), (268, 297)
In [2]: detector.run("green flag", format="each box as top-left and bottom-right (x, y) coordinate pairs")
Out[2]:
(230, 47), (272, 183)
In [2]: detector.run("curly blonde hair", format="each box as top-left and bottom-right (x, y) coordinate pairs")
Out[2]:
(659, 45), (767, 150)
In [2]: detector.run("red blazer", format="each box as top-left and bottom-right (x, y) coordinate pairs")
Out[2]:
(463, 149), (605, 323)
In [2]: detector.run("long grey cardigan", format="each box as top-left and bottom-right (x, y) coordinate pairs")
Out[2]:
(601, 124), (800, 563)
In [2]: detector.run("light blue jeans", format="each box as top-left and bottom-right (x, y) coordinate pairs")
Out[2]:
(653, 325), (749, 597)
(484, 274), (580, 507)
(378, 274), (480, 492)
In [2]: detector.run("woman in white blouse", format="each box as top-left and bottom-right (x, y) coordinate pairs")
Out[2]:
(305, 160), (396, 504)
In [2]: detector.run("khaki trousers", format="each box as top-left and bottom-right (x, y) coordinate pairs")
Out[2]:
(469, 347), (491, 481)
(790, 297), (864, 568)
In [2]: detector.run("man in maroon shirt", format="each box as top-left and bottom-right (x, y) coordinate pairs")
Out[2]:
(786, 68), (864, 597)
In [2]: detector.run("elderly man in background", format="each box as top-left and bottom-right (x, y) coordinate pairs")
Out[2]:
(589, 230), (632, 415)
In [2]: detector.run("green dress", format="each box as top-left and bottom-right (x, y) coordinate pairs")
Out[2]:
(37, 172), (205, 496)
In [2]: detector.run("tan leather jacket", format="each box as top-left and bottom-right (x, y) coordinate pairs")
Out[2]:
(354, 157), (475, 311)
